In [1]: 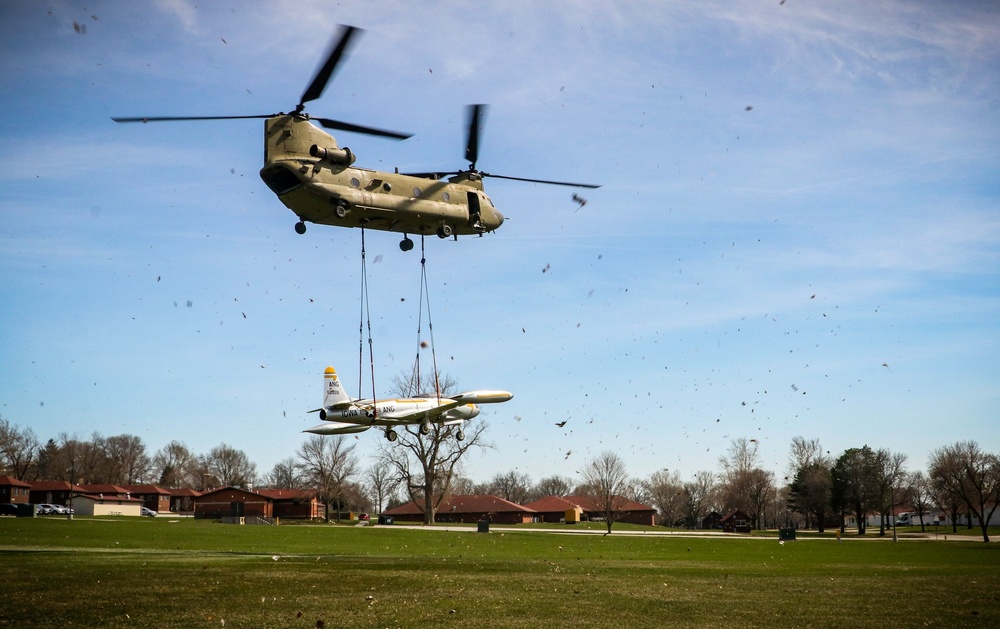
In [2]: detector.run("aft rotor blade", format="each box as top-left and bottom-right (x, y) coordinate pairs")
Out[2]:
(314, 117), (411, 140)
(299, 25), (361, 108)
(112, 114), (272, 123)
(465, 104), (487, 169)
(482, 172), (601, 189)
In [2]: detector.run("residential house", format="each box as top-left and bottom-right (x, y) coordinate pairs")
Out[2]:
(720, 510), (752, 533)
(27, 480), (81, 507)
(125, 485), (171, 514)
(0, 475), (31, 506)
(523, 495), (657, 526)
(257, 488), (324, 520)
(69, 493), (144, 517)
(193, 487), (274, 520)
(384, 495), (538, 524)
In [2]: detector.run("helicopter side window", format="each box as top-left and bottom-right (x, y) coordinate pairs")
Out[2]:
(260, 165), (302, 196)
(350, 177), (361, 188)
(412, 187), (422, 197)
(442, 191), (451, 202)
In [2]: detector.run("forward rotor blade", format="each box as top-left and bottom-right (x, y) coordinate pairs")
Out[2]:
(482, 172), (601, 189)
(314, 117), (411, 140)
(299, 25), (361, 108)
(465, 104), (487, 169)
(112, 114), (272, 123)
(402, 171), (459, 179)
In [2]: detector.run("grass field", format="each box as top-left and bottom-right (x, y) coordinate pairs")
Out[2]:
(2, 517), (998, 628)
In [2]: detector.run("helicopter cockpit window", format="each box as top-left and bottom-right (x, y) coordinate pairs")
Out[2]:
(260, 165), (302, 196)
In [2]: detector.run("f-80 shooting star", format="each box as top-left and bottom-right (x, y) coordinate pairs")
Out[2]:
(304, 367), (512, 442)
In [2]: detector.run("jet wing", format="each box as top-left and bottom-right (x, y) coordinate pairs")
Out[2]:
(372, 400), (462, 425)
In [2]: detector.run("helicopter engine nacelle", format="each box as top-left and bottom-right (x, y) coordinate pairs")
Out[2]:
(310, 144), (356, 166)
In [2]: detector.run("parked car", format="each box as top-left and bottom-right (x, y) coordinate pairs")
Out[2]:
(140, 507), (157, 517)
(49, 504), (69, 515)
(36, 504), (55, 515)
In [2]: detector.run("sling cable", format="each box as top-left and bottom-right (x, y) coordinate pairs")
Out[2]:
(411, 235), (443, 423)
(357, 226), (380, 429)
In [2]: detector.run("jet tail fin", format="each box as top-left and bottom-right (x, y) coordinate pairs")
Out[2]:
(323, 367), (353, 409)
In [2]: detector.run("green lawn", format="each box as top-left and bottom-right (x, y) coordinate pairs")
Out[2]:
(2, 517), (997, 628)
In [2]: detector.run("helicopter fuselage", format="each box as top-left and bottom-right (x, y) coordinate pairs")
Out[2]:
(259, 116), (503, 242)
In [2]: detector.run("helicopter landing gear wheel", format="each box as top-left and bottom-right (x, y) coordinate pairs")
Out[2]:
(334, 203), (348, 219)
(399, 237), (414, 252)
(419, 421), (431, 436)
(385, 429), (398, 442)
(456, 429), (466, 442)
(294, 221), (307, 235)
(436, 224), (453, 239)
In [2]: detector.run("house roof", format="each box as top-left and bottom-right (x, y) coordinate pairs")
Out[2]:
(0, 475), (31, 488)
(26, 480), (80, 491)
(525, 495), (656, 514)
(384, 494), (538, 516)
(257, 488), (318, 501)
(125, 484), (171, 496)
(169, 487), (204, 497)
(721, 510), (750, 521)
(522, 495), (580, 513)
(195, 486), (268, 501)
(79, 484), (131, 496)
(71, 494), (144, 504)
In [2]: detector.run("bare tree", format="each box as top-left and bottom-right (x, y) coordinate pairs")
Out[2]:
(580, 451), (631, 534)
(788, 436), (824, 477)
(204, 443), (256, 489)
(377, 369), (492, 524)
(643, 469), (685, 527)
(905, 471), (934, 531)
(152, 441), (198, 488)
(365, 460), (400, 515)
(683, 470), (718, 529)
(265, 457), (303, 489)
(872, 448), (907, 536)
(929, 441), (1000, 542)
(486, 470), (532, 504)
(297, 435), (359, 522)
(379, 421), (490, 524)
(718, 438), (774, 530)
(532, 474), (574, 501)
(100, 434), (150, 485)
(0, 417), (39, 480)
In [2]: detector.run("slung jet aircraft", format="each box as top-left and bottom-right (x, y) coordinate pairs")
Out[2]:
(304, 367), (512, 441)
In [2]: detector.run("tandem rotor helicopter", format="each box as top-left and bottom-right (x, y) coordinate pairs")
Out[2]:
(114, 25), (599, 251)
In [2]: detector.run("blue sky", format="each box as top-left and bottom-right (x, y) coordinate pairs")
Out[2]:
(1, 0), (998, 486)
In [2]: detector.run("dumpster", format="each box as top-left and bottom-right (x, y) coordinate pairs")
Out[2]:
(778, 528), (796, 541)
(377, 515), (393, 525)
(477, 519), (490, 533)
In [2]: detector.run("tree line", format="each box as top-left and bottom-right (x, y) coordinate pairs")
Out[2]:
(3, 415), (997, 539)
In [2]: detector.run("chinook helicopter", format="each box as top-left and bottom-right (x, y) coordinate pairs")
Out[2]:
(114, 26), (599, 251)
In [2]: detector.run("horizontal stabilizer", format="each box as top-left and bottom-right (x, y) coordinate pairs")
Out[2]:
(304, 423), (371, 436)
